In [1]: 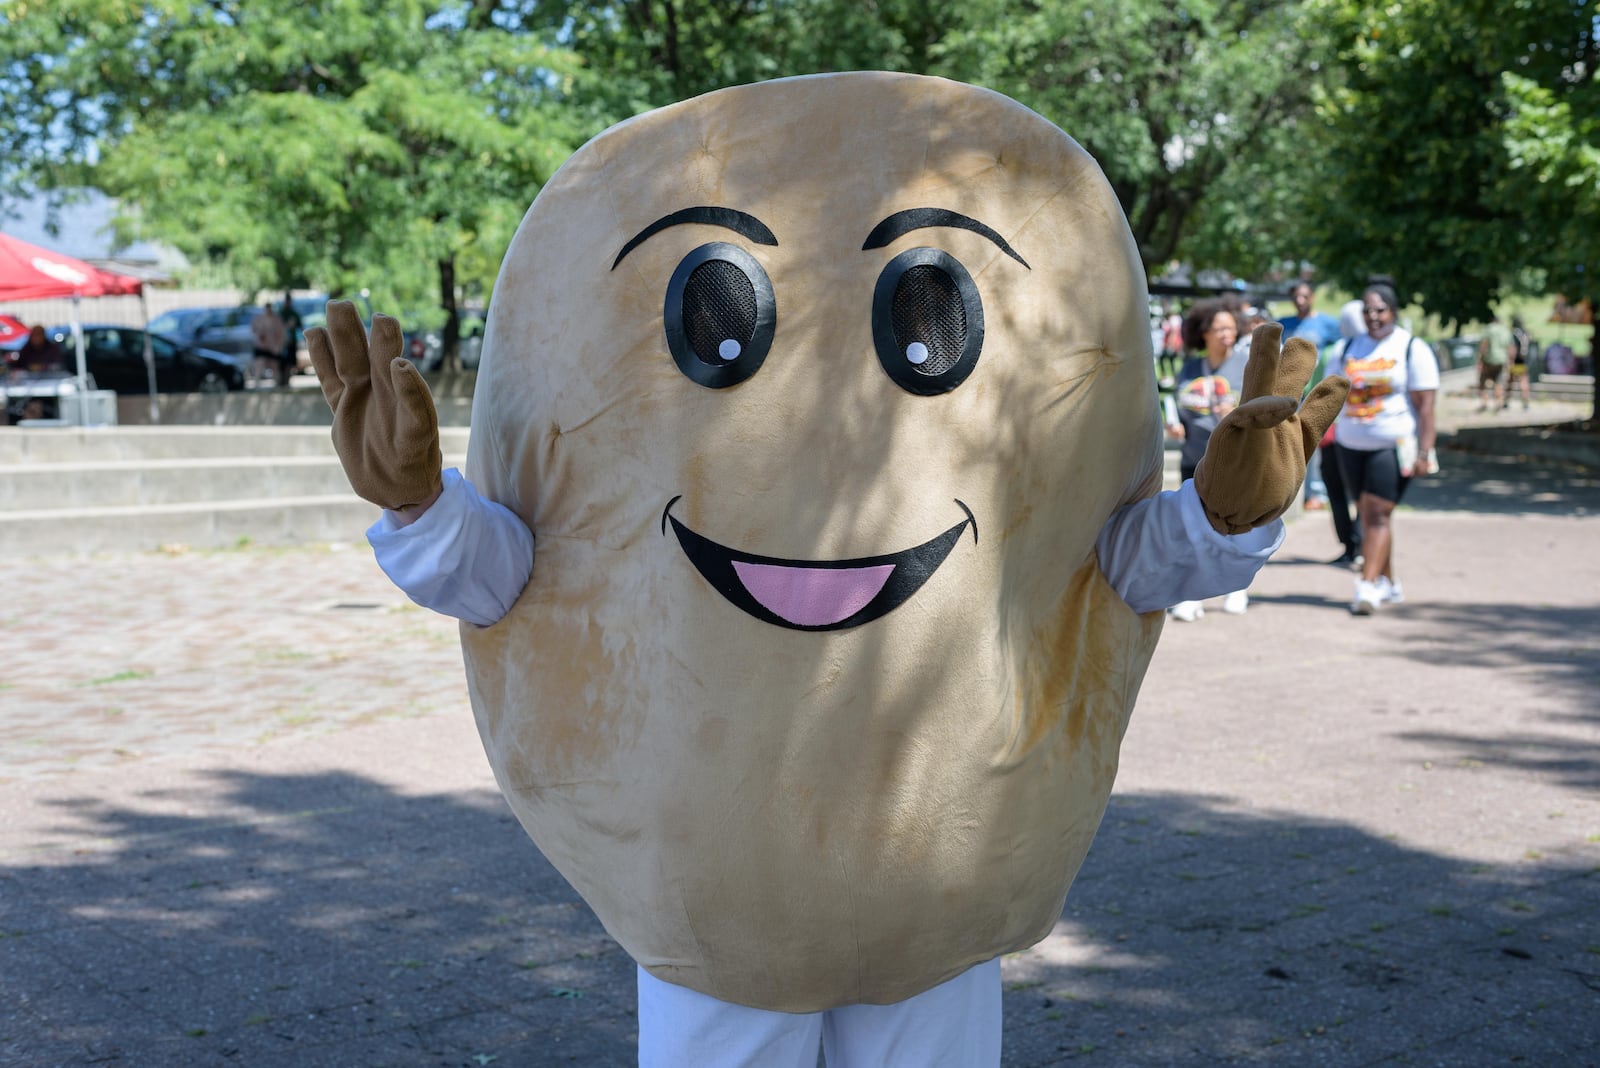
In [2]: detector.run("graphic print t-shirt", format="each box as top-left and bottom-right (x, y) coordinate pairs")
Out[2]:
(1329, 329), (1440, 451)
(1174, 349), (1249, 472)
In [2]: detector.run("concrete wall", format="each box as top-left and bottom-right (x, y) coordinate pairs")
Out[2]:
(1, 288), (253, 329)
(114, 374), (479, 428)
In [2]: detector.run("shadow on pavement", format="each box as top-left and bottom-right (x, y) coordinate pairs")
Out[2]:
(5, 772), (1597, 1066)
(1381, 599), (1600, 795)
(1, 771), (637, 1067)
(1005, 792), (1600, 1066)
(1410, 450), (1600, 517)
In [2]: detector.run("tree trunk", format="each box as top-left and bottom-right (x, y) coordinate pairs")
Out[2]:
(438, 257), (459, 375)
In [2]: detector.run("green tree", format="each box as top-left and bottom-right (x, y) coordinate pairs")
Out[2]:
(1302, 0), (1596, 323)
(1498, 57), (1600, 417)
(938, 0), (1320, 276)
(522, 0), (962, 126)
(535, 0), (1323, 283)
(0, 0), (579, 369)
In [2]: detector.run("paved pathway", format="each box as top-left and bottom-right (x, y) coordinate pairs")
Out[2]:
(2, 433), (1598, 1066)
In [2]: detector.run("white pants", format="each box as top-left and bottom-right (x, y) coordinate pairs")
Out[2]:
(637, 959), (1002, 1068)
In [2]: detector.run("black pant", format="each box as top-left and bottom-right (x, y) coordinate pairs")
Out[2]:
(1323, 442), (1361, 554)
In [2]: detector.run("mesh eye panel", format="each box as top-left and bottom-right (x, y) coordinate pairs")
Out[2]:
(891, 265), (966, 376)
(683, 259), (758, 364)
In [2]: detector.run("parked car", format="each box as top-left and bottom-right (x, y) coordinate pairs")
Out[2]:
(411, 309), (487, 372)
(40, 325), (248, 394)
(1435, 335), (1482, 372)
(146, 305), (263, 359)
(284, 293), (372, 372)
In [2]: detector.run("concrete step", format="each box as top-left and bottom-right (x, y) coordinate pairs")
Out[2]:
(0, 426), (471, 464)
(0, 496), (384, 556)
(0, 424), (475, 555)
(0, 455), (455, 511)
(1531, 374), (1594, 400)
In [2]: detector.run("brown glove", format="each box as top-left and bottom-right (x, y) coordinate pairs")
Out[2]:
(305, 301), (443, 512)
(1193, 323), (1350, 536)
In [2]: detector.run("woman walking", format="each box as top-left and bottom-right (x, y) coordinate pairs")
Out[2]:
(1164, 298), (1252, 622)
(1327, 282), (1440, 615)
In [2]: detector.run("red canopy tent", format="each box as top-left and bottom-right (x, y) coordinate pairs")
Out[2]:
(0, 231), (143, 299)
(0, 231), (152, 420)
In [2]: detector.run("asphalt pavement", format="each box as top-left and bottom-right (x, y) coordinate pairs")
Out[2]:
(2, 402), (1598, 1067)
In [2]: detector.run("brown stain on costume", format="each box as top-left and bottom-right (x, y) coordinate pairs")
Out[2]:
(1012, 560), (1160, 761)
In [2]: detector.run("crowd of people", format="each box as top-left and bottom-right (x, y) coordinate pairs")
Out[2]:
(1156, 275), (1443, 618)
(1474, 312), (1535, 413)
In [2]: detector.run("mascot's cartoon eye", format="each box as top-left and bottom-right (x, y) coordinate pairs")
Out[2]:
(871, 247), (984, 395)
(664, 242), (777, 389)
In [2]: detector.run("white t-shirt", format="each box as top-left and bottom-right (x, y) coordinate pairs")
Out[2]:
(1328, 328), (1439, 452)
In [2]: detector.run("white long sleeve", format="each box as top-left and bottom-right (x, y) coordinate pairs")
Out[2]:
(367, 468), (533, 626)
(1095, 479), (1282, 613)
(371, 472), (1278, 626)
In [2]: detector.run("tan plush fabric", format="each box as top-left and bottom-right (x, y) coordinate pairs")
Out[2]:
(460, 71), (1167, 1011)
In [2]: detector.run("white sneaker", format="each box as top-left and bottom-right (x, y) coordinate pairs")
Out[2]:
(1351, 579), (1383, 615)
(1168, 600), (1205, 623)
(1221, 590), (1249, 615)
(1376, 576), (1406, 604)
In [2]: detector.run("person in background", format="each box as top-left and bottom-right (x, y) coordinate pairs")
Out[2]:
(1328, 282), (1440, 615)
(11, 325), (65, 373)
(279, 294), (303, 388)
(1319, 300), (1366, 568)
(1230, 302), (1274, 360)
(1277, 282), (1343, 350)
(1278, 283), (1343, 513)
(1504, 315), (1533, 411)
(1476, 313), (1512, 412)
(251, 302), (287, 388)
(1164, 298), (1253, 622)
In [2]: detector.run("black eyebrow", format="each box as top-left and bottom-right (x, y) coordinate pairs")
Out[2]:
(613, 206), (778, 270)
(862, 208), (1029, 269)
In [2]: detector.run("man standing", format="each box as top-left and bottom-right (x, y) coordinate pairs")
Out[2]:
(1278, 282), (1343, 350)
(279, 295), (303, 389)
(1477, 314), (1512, 412)
(251, 303), (287, 388)
(1277, 282), (1342, 509)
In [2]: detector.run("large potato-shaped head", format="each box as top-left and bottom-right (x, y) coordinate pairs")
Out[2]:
(461, 71), (1165, 1011)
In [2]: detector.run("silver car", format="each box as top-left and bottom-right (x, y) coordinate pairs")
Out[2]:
(146, 305), (261, 359)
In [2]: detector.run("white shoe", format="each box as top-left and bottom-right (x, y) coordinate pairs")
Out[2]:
(1351, 579), (1383, 615)
(1168, 600), (1205, 623)
(1376, 576), (1405, 604)
(1221, 590), (1249, 615)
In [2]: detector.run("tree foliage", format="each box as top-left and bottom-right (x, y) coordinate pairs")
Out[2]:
(1301, 0), (1598, 328)
(937, 0), (1319, 275)
(536, 0), (1321, 277)
(0, 0), (579, 365)
(7, 0), (1598, 380)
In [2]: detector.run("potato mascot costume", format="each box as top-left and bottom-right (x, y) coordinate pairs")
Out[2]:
(310, 70), (1345, 1051)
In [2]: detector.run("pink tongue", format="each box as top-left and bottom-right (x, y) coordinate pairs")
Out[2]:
(731, 561), (895, 627)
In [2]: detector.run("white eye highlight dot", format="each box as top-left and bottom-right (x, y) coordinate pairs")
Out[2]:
(718, 339), (742, 362)
(905, 341), (930, 366)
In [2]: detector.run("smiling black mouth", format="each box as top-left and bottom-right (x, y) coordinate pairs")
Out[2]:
(662, 497), (977, 632)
